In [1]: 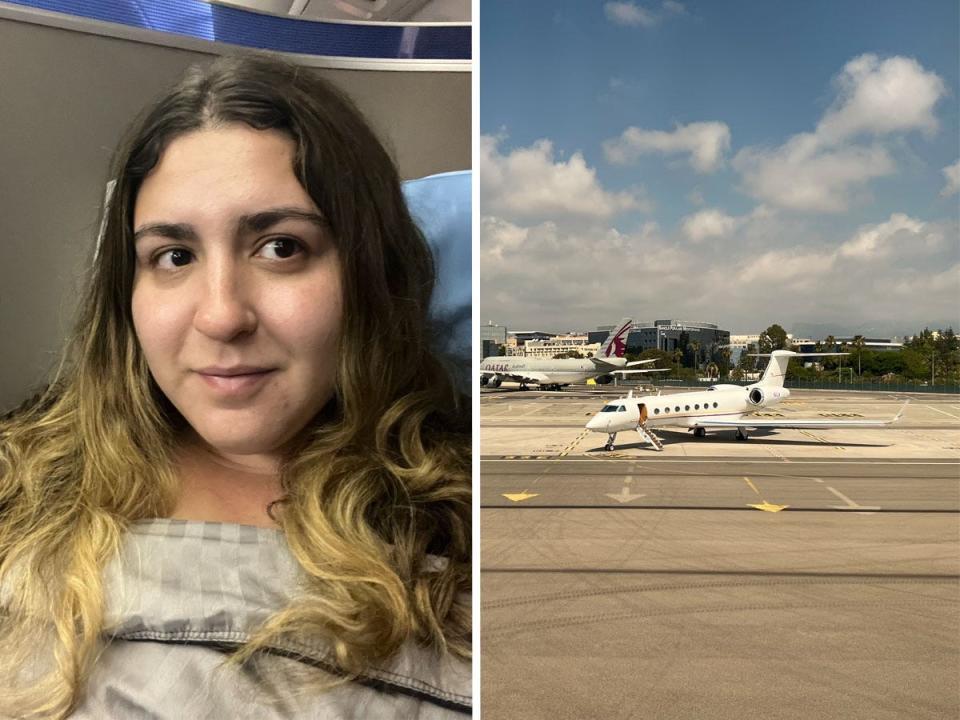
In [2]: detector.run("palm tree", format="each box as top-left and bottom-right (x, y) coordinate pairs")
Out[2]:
(852, 335), (866, 377)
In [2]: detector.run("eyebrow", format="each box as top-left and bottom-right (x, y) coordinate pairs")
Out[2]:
(133, 207), (327, 244)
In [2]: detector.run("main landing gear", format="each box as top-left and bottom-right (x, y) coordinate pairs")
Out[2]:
(604, 432), (617, 451)
(693, 427), (706, 438)
(735, 428), (749, 441)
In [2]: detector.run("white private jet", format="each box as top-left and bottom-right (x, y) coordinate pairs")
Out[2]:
(586, 350), (909, 450)
(480, 318), (668, 391)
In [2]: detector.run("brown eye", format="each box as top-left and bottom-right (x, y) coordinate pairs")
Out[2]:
(155, 248), (193, 269)
(259, 238), (302, 260)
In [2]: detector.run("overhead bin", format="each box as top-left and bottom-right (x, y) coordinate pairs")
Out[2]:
(0, 0), (470, 69)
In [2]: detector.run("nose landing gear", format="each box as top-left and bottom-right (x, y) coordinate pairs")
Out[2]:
(604, 432), (617, 451)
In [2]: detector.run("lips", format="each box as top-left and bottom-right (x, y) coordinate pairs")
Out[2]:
(195, 367), (276, 395)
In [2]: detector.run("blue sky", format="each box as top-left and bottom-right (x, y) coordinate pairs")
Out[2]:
(480, 1), (959, 337)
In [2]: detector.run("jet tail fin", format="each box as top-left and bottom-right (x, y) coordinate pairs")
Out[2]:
(756, 350), (795, 387)
(750, 351), (849, 388)
(594, 318), (632, 359)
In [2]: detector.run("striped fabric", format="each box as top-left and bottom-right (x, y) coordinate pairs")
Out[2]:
(69, 519), (471, 718)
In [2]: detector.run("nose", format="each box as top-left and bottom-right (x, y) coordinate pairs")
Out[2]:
(586, 414), (607, 432)
(192, 261), (258, 342)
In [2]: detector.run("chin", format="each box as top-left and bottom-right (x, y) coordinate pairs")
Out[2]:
(192, 424), (290, 457)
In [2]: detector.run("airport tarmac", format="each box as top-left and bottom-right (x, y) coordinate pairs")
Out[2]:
(480, 388), (960, 720)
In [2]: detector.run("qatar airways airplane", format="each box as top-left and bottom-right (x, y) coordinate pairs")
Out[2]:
(586, 350), (908, 450)
(479, 318), (666, 391)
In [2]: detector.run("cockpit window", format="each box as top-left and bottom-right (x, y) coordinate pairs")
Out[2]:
(618, 405), (626, 412)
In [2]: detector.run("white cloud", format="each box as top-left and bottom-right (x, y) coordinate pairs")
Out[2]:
(817, 55), (946, 145)
(941, 159), (960, 197)
(838, 213), (927, 259)
(891, 262), (960, 298)
(681, 208), (738, 242)
(481, 135), (644, 222)
(480, 204), (957, 334)
(604, 2), (656, 27)
(734, 135), (895, 212)
(603, 121), (731, 173)
(740, 249), (836, 290)
(734, 55), (947, 213)
(663, 1), (687, 14)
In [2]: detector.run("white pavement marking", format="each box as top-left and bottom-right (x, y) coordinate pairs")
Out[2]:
(825, 485), (881, 512)
(604, 486), (646, 503)
(926, 405), (960, 420)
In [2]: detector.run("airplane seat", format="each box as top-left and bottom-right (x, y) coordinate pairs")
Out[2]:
(402, 170), (471, 395)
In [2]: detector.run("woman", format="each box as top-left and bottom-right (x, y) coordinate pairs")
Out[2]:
(0, 54), (471, 718)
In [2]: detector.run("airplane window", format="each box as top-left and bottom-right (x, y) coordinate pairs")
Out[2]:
(664, 407), (669, 413)
(685, 405), (690, 411)
(713, 402), (718, 408)
(617, 405), (626, 412)
(694, 404), (700, 410)
(675, 406), (680, 412)
(601, 405), (619, 413)
(654, 408), (660, 414)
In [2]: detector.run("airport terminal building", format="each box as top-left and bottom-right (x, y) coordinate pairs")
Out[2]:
(589, 319), (730, 355)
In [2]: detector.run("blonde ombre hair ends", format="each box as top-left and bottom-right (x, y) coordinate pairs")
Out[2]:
(0, 54), (470, 718)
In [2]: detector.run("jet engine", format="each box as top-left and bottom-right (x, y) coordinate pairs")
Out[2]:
(747, 386), (789, 406)
(594, 374), (614, 385)
(488, 375), (502, 388)
(480, 376), (489, 386)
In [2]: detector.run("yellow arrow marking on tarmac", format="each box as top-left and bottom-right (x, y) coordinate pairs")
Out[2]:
(743, 476), (788, 513)
(502, 490), (539, 502)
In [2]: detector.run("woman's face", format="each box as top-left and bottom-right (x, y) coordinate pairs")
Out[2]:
(131, 124), (342, 460)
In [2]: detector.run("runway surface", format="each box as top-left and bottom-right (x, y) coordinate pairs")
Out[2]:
(481, 388), (960, 720)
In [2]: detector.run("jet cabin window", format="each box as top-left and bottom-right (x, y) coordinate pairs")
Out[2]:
(654, 408), (660, 415)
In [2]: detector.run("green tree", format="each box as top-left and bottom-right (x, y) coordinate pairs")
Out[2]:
(734, 342), (758, 379)
(757, 324), (790, 378)
(637, 348), (672, 369)
(677, 332), (691, 367)
(821, 335), (839, 371)
(712, 345), (733, 378)
(758, 324), (790, 353)
(851, 335), (866, 377)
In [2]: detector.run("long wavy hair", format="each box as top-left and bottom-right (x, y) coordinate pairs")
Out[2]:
(0, 53), (470, 718)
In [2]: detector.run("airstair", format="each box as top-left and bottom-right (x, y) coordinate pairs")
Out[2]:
(637, 423), (663, 451)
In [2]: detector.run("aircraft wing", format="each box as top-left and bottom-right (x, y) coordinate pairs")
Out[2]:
(489, 371), (553, 384)
(518, 372), (554, 384)
(613, 368), (671, 375)
(696, 401), (909, 429)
